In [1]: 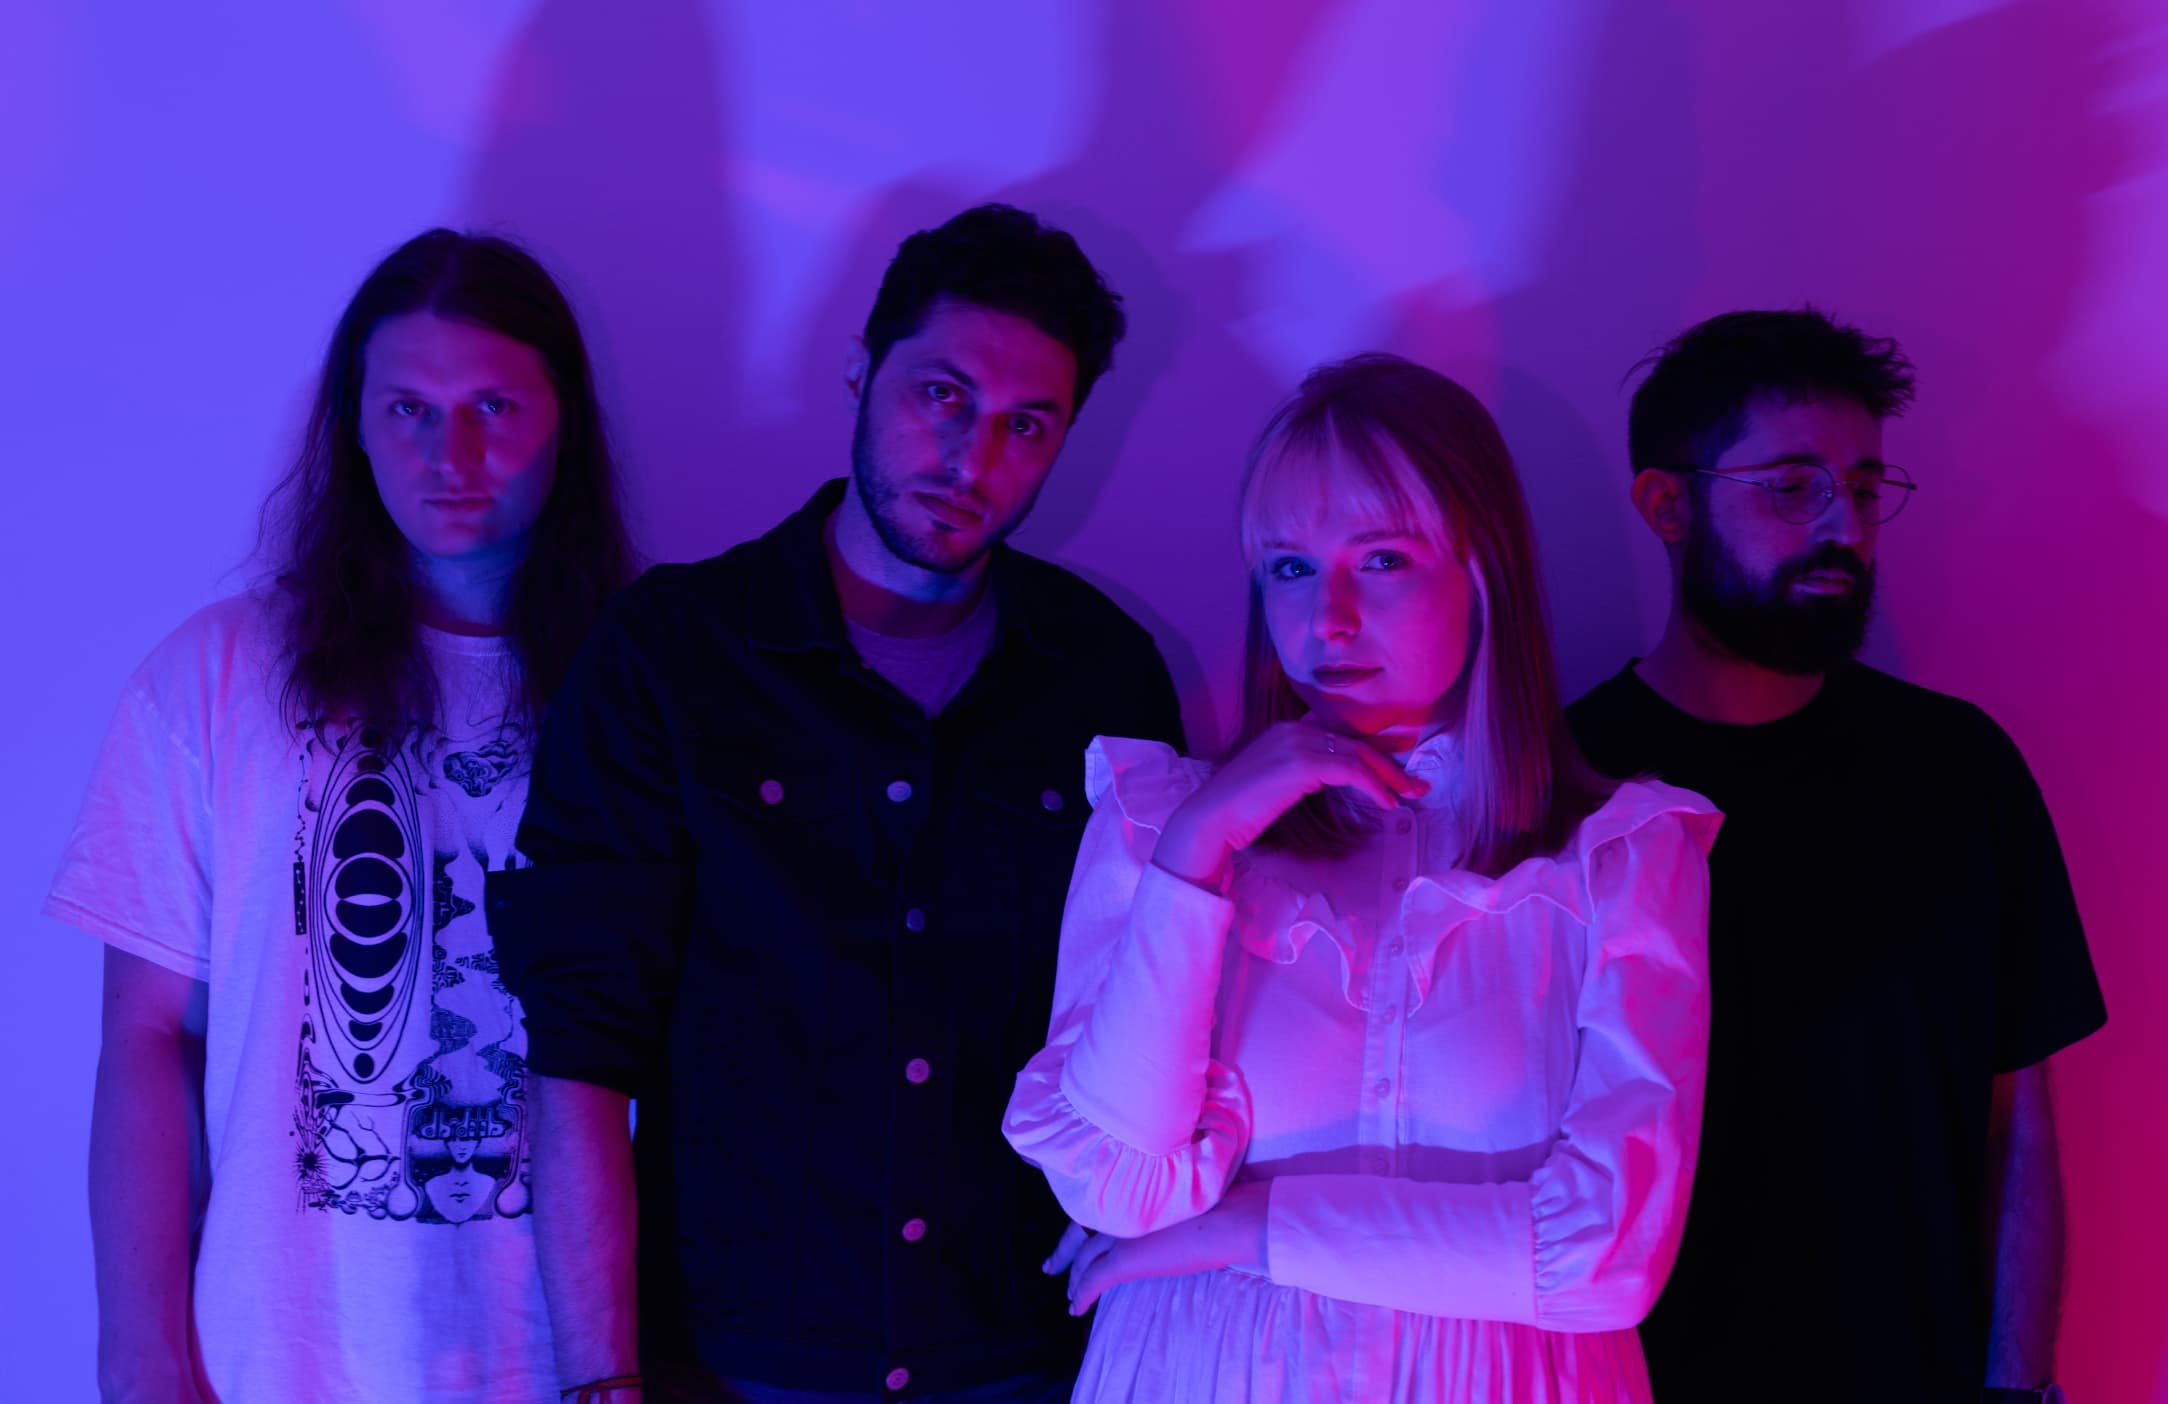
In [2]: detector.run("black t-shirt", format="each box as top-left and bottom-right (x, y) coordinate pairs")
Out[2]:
(1567, 662), (2105, 1403)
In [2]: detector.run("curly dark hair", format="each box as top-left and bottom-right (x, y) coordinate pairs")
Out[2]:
(257, 229), (634, 730)
(1627, 308), (1917, 472)
(861, 203), (1125, 413)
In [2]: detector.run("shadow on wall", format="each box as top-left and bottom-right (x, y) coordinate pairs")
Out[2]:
(458, 0), (746, 568)
(1445, 0), (1705, 695)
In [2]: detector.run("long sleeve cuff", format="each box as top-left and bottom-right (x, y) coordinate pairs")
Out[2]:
(1267, 1173), (1538, 1324)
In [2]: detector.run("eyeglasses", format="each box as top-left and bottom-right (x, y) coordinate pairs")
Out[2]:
(1669, 461), (1917, 525)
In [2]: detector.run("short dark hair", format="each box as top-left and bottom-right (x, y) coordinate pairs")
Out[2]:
(1627, 308), (1916, 471)
(259, 228), (635, 730)
(861, 203), (1125, 413)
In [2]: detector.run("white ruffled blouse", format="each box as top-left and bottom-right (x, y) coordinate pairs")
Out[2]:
(1004, 734), (1720, 1402)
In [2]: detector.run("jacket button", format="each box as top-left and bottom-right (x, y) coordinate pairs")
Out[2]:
(759, 779), (784, 805)
(886, 780), (913, 803)
(1040, 789), (1065, 812)
(885, 1367), (910, 1391)
(905, 1058), (931, 1084)
(901, 1217), (927, 1242)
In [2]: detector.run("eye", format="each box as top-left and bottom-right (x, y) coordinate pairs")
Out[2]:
(478, 397), (512, 416)
(1008, 414), (1042, 439)
(1266, 557), (1314, 582)
(1766, 468), (1822, 502)
(924, 382), (960, 406)
(1363, 549), (1410, 571)
(390, 399), (427, 419)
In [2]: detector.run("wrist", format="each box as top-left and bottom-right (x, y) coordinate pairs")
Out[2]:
(1152, 814), (1233, 892)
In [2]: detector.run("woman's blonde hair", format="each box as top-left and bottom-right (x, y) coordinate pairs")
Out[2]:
(1234, 353), (1612, 876)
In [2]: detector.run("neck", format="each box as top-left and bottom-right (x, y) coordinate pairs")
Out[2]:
(1635, 601), (1824, 725)
(410, 547), (519, 637)
(827, 491), (988, 637)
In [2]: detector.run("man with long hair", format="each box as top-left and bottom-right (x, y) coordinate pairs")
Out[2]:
(491, 205), (1184, 1403)
(1568, 309), (2105, 1403)
(49, 229), (634, 1401)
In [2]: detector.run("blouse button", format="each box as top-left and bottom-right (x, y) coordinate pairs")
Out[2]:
(1382, 1005), (1399, 1023)
(903, 907), (927, 933)
(1391, 876), (1408, 892)
(1040, 788), (1065, 812)
(885, 1367), (910, 1391)
(901, 1217), (927, 1242)
(1365, 1150), (1389, 1174)
(759, 779), (785, 805)
(904, 1058), (931, 1084)
(1396, 816), (1412, 835)
(1372, 1077), (1391, 1098)
(1387, 940), (1403, 958)
(886, 780), (914, 803)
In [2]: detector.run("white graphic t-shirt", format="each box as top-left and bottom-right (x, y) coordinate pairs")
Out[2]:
(47, 592), (555, 1403)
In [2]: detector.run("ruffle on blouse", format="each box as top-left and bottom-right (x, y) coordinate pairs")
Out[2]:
(1088, 736), (1716, 1015)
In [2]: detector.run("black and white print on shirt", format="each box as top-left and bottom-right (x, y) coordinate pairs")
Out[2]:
(289, 714), (533, 1225)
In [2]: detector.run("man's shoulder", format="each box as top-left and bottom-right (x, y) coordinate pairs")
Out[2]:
(1840, 663), (2010, 751)
(603, 540), (778, 636)
(998, 548), (1161, 659)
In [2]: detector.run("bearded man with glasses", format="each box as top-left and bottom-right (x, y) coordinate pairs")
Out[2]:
(1567, 309), (2103, 1404)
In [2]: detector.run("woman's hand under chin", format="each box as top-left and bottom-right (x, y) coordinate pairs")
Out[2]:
(1064, 1180), (1275, 1315)
(1152, 720), (1427, 891)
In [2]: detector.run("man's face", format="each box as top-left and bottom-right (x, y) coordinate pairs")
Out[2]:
(1678, 395), (1884, 676)
(850, 298), (1078, 575)
(358, 312), (561, 569)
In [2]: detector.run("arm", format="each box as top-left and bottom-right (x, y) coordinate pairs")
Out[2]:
(1006, 729), (1420, 1236)
(1266, 802), (1717, 1329)
(1003, 777), (1255, 1238)
(1984, 1061), (2062, 1389)
(89, 946), (212, 1404)
(532, 1075), (641, 1400)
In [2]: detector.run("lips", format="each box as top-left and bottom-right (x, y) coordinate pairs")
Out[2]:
(424, 497), (493, 512)
(1310, 666), (1381, 689)
(1792, 570), (1858, 594)
(914, 491), (982, 528)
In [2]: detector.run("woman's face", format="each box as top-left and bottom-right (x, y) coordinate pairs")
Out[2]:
(358, 311), (561, 570)
(1249, 441), (1477, 742)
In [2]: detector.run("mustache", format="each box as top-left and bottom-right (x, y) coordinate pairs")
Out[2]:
(1777, 544), (1871, 586)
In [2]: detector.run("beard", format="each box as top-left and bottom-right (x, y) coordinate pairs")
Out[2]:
(850, 401), (1031, 575)
(1679, 523), (1875, 676)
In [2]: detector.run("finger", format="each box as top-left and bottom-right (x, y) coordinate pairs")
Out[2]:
(1066, 1232), (1117, 1301)
(1070, 1255), (1110, 1315)
(1334, 735), (1428, 801)
(1043, 1220), (1090, 1274)
(1315, 746), (1411, 810)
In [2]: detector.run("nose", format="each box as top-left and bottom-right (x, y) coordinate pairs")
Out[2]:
(1313, 567), (1361, 640)
(432, 409), (486, 478)
(945, 414), (1002, 487)
(1813, 481), (1867, 547)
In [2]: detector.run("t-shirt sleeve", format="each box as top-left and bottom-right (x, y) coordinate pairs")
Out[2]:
(1983, 717), (2106, 1072)
(44, 676), (215, 982)
(488, 599), (692, 1097)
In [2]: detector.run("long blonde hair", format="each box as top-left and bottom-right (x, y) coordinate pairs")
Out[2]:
(1234, 354), (1612, 876)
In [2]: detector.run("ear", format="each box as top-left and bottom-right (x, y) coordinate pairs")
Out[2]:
(1630, 468), (1692, 546)
(844, 336), (871, 404)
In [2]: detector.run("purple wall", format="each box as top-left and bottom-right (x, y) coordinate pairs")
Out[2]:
(7, 0), (2163, 1395)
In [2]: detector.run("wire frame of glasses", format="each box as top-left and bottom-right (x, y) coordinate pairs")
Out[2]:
(1672, 462), (1918, 525)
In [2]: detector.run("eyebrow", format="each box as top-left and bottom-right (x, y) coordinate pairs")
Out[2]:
(1755, 452), (1889, 470)
(1258, 528), (1420, 551)
(914, 359), (1069, 417)
(375, 385), (522, 399)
